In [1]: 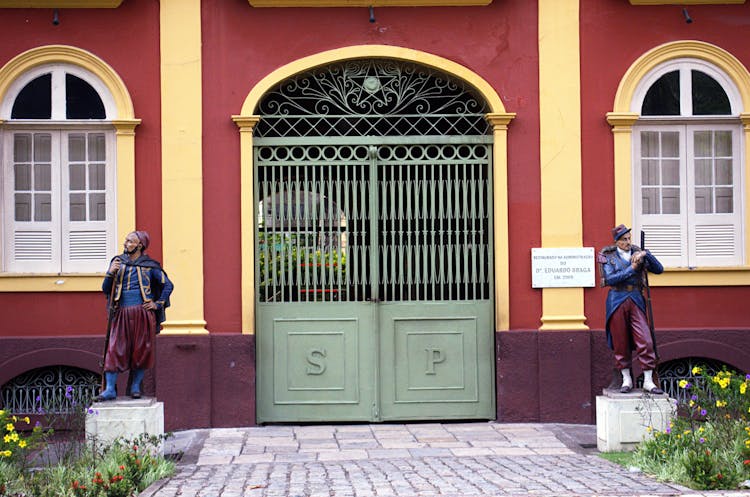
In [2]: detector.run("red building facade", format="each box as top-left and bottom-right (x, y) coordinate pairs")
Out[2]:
(1, 0), (748, 430)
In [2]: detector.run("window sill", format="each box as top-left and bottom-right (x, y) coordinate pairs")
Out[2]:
(0, 274), (104, 292)
(651, 266), (750, 286)
(248, 0), (492, 6)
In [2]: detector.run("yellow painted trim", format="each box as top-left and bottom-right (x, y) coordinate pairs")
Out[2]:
(609, 41), (750, 287)
(629, 0), (744, 4)
(248, 0), (491, 5)
(0, 46), (137, 293)
(159, 0), (207, 335)
(159, 320), (209, 335)
(741, 113), (750, 271)
(232, 115), (261, 336)
(0, 275), (102, 292)
(0, 0), (123, 6)
(538, 0), (587, 331)
(539, 310), (590, 331)
(237, 46), (510, 334)
(613, 41), (750, 113)
(651, 267), (750, 286)
(241, 45), (506, 115)
(486, 113), (515, 331)
(112, 119), (140, 250)
(0, 45), (134, 119)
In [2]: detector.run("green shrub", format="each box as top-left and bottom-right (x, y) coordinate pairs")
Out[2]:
(631, 366), (750, 490)
(0, 388), (175, 497)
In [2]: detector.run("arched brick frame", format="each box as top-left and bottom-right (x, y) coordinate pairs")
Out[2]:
(657, 338), (750, 374)
(0, 348), (101, 387)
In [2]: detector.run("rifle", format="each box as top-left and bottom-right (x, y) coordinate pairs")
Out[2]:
(99, 256), (122, 393)
(640, 231), (659, 360)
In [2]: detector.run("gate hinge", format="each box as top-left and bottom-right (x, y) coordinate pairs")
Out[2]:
(372, 402), (380, 420)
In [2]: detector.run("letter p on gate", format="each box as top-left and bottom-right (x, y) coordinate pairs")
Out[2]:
(425, 347), (445, 375)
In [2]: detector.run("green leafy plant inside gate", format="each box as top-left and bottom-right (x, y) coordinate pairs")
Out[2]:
(258, 232), (347, 302)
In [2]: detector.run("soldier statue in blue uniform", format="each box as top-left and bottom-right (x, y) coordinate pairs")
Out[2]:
(598, 224), (664, 394)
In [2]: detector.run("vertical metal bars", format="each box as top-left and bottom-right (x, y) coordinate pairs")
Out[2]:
(256, 145), (371, 302)
(376, 143), (491, 302)
(255, 142), (491, 303)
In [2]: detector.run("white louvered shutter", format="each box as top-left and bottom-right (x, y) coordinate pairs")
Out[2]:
(687, 126), (742, 267)
(61, 131), (115, 273)
(634, 127), (688, 267)
(3, 132), (61, 273)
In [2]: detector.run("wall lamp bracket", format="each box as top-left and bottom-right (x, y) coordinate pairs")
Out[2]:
(683, 7), (693, 24)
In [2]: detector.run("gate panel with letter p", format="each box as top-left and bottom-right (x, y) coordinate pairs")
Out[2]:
(253, 60), (495, 423)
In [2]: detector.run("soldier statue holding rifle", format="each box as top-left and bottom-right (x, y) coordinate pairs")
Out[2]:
(598, 224), (664, 394)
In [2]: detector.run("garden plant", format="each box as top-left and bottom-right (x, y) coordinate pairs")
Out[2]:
(630, 366), (750, 490)
(0, 386), (174, 497)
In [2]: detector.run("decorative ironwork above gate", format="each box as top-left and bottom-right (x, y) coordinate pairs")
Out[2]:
(255, 59), (491, 138)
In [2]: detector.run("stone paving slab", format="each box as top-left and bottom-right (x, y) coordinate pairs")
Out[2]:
(143, 423), (750, 497)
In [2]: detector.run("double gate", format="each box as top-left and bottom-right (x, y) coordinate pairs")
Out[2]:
(253, 59), (495, 422)
(255, 139), (494, 422)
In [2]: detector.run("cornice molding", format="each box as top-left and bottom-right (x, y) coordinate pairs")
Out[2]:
(629, 0), (743, 4)
(248, 0), (491, 6)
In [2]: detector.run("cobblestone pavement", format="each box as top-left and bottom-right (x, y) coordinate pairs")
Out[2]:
(140, 423), (750, 497)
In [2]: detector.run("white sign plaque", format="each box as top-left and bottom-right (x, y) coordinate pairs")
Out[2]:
(531, 247), (596, 288)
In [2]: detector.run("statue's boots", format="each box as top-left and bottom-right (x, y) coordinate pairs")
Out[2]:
(95, 372), (118, 401)
(130, 369), (145, 399)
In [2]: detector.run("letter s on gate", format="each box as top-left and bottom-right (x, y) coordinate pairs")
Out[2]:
(306, 348), (327, 375)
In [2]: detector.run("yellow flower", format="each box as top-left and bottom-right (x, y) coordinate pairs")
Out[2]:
(741, 383), (747, 395)
(11, 416), (16, 422)
(716, 400), (728, 408)
(8, 433), (18, 442)
(1, 450), (11, 457)
(0, 410), (4, 416)
(689, 400), (695, 407)
(5, 423), (13, 432)
(22, 416), (30, 424)
(18, 440), (26, 448)
(679, 380), (688, 388)
(692, 366), (702, 375)
(3, 435), (10, 443)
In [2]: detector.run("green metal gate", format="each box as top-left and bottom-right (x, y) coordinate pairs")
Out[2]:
(254, 60), (495, 423)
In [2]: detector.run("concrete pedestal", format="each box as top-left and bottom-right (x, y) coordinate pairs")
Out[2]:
(596, 389), (674, 452)
(85, 397), (164, 450)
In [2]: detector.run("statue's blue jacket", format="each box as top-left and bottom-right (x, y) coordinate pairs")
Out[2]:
(598, 244), (663, 349)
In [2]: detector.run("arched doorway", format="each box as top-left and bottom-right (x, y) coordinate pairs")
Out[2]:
(253, 58), (496, 423)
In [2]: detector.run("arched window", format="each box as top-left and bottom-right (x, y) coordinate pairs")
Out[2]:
(1, 64), (117, 273)
(632, 59), (743, 268)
